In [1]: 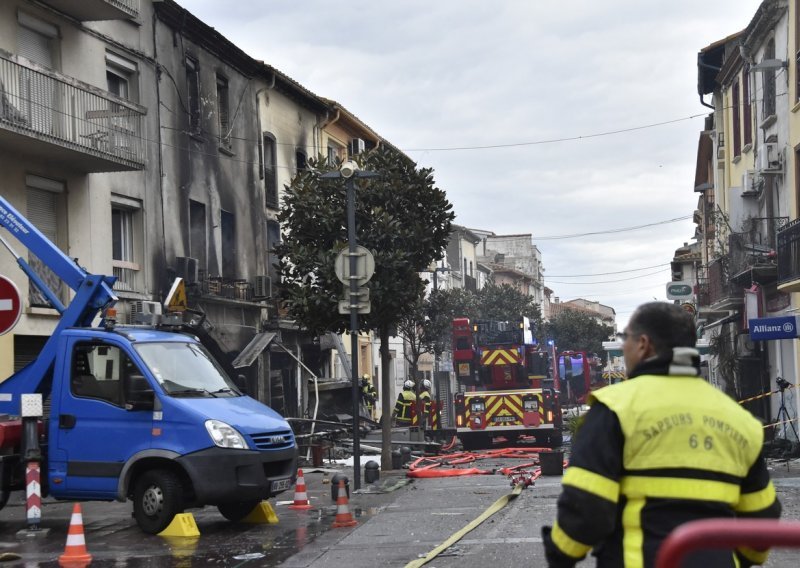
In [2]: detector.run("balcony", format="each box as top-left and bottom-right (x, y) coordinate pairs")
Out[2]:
(778, 217), (800, 292)
(0, 50), (146, 172)
(728, 222), (784, 286)
(40, 0), (139, 21)
(705, 256), (743, 310)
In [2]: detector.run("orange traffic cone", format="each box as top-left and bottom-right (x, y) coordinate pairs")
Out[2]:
(58, 503), (92, 567)
(288, 469), (314, 510)
(331, 479), (357, 528)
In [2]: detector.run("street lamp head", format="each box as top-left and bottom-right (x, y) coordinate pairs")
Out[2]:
(340, 160), (359, 179)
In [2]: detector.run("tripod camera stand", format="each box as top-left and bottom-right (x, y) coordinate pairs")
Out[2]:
(775, 377), (798, 442)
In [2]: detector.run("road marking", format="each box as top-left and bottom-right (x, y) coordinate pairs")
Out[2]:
(460, 537), (543, 544)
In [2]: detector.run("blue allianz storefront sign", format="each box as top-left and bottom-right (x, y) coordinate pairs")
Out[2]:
(749, 316), (800, 341)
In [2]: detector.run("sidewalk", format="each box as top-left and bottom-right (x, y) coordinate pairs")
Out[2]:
(286, 458), (800, 568)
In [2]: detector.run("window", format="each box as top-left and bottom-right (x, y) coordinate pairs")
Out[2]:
(189, 200), (207, 278)
(796, 0), (800, 103)
(763, 39), (777, 119)
(267, 220), (281, 281)
(26, 176), (64, 308)
(71, 342), (148, 407)
(296, 149), (307, 172)
(106, 52), (138, 102)
(742, 66), (752, 147)
(263, 133), (278, 208)
(185, 56), (200, 132)
(111, 197), (141, 292)
(327, 143), (343, 165)
(732, 80), (741, 157)
(220, 210), (236, 279)
(463, 258), (467, 275)
(216, 74), (230, 147)
(17, 13), (58, 133)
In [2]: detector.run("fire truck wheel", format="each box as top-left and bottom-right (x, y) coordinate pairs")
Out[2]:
(218, 500), (261, 522)
(133, 469), (185, 534)
(0, 490), (8, 510)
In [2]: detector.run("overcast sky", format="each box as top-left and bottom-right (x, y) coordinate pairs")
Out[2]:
(178, 0), (759, 330)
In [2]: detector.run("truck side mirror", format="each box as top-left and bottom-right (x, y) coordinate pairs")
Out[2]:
(125, 374), (155, 411)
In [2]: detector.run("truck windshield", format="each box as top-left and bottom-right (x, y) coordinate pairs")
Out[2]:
(135, 342), (239, 397)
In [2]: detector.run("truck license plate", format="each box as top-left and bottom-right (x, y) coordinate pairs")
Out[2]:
(271, 478), (291, 492)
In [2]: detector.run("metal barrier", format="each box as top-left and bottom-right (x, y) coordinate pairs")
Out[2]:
(656, 519), (800, 568)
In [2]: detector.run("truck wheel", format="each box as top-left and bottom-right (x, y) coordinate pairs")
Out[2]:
(218, 500), (260, 522)
(0, 490), (8, 510)
(133, 470), (184, 534)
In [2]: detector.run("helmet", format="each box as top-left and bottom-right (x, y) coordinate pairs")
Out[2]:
(403, 380), (415, 390)
(422, 379), (432, 391)
(360, 374), (370, 385)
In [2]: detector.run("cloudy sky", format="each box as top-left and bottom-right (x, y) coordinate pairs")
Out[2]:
(178, 0), (759, 329)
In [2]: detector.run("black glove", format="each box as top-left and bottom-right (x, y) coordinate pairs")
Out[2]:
(542, 526), (580, 568)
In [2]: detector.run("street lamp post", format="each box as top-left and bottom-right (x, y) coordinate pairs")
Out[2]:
(324, 160), (378, 491)
(431, 266), (449, 420)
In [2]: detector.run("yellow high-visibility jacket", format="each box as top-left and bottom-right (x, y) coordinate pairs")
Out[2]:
(544, 355), (781, 568)
(394, 390), (416, 423)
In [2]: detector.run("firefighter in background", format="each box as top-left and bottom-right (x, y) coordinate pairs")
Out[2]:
(360, 374), (377, 418)
(393, 380), (417, 426)
(542, 302), (781, 568)
(418, 379), (433, 429)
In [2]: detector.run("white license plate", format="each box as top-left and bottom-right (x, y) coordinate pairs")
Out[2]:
(271, 478), (291, 492)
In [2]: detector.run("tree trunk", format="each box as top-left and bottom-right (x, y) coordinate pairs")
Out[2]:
(380, 324), (394, 470)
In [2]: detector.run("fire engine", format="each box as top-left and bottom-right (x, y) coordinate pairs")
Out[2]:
(557, 350), (607, 406)
(452, 317), (563, 450)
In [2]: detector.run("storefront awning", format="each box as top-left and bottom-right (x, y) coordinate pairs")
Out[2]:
(232, 332), (277, 369)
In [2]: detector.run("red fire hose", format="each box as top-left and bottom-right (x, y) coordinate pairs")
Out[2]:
(656, 519), (800, 568)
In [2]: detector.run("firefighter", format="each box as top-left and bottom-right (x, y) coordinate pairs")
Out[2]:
(393, 380), (417, 426)
(418, 378), (433, 429)
(542, 302), (781, 568)
(360, 374), (377, 418)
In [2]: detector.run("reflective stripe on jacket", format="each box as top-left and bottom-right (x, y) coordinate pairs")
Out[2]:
(394, 390), (416, 423)
(549, 373), (780, 568)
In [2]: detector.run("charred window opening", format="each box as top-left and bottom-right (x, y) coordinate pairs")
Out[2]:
(216, 74), (230, 147)
(263, 133), (278, 208)
(296, 149), (307, 172)
(732, 80), (741, 157)
(267, 220), (281, 282)
(185, 56), (200, 132)
(221, 210), (236, 279)
(742, 65), (752, 147)
(189, 200), (207, 278)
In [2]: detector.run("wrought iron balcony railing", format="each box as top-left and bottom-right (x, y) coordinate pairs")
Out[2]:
(0, 50), (146, 169)
(707, 256), (742, 306)
(778, 217), (800, 285)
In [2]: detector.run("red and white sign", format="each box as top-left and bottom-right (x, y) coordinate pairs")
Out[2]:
(0, 275), (22, 336)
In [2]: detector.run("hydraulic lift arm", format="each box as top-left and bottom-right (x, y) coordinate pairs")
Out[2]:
(0, 196), (118, 409)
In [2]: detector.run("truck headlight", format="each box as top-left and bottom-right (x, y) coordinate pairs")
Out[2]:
(205, 420), (248, 449)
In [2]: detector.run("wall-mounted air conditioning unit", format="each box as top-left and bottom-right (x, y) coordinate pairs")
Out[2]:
(129, 300), (163, 324)
(758, 142), (783, 173)
(254, 275), (272, 299)
(349, 138), (366, 155)
(741, 170), (761, 197)
(175, 256), (199, 283)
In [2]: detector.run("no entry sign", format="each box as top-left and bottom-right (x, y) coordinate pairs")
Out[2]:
(0, 275), (22, 336)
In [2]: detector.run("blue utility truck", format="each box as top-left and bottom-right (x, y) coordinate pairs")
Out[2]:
(0, 196), (296, 533)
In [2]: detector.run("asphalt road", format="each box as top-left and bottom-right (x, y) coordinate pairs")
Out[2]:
(0, 455), (798, 566)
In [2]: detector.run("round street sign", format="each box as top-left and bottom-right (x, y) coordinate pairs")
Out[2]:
(335, 246), (375, 286)
(681, 303), (697, 317)
(0, 275), (22, 336)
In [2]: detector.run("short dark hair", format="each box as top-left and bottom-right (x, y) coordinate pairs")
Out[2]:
(628, 302), (696, 357)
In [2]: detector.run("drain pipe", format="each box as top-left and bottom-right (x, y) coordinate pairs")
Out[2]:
(275, 343), (319, 461)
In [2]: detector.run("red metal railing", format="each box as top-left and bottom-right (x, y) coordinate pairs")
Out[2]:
(656, 519), (800, 568)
